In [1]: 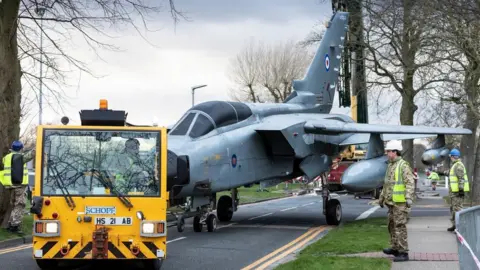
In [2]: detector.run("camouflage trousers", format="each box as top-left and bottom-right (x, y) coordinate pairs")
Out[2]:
(387, 203), (409, 253)
(450, 194), (464, 226)
(8, 186), (27, 227)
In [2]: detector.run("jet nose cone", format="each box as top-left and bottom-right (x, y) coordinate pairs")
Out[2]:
(166, 149), (190, 195)
(167, 150), (179, 179)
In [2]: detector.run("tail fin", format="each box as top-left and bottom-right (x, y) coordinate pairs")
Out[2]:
(285, 11), (349, 112)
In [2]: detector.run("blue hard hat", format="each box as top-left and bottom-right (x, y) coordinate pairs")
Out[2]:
(450, 148), (460, 157)
(11, 140), (23, 151)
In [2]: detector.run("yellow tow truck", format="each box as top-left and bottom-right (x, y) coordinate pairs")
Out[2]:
(30, 100), (167, 269)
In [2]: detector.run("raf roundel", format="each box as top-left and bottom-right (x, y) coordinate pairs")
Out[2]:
(231, 154), (237, 168)
(325, 54), (330, 71)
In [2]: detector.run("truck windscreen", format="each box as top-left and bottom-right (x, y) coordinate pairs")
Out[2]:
(40, 129), (160, 197)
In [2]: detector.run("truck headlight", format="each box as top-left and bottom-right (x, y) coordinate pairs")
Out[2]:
(142, 223), (155, 234)
(45, 222), (58, 233)
(140, 221), (166, 237)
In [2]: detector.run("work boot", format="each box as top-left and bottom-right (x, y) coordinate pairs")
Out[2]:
(447, 225), (456, 232)
(393, 252), (409, 262)
(383, 248), (399, 256)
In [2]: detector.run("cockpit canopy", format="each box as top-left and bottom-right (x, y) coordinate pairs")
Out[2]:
(169, 101), (253, 138)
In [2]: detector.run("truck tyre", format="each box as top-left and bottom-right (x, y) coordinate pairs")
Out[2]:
(144, 259), (163, 270)
(35, 259), (58, 269)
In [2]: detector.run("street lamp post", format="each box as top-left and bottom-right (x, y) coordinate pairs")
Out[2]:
(35, 6), (46, 125)
(191, 84), (207, 107)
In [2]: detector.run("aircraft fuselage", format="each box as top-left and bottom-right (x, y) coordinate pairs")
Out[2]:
(167, 101), (353, 199)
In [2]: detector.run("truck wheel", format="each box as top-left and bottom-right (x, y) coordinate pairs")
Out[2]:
(35, 259), (58, 269)
(144, 259), (163, 270)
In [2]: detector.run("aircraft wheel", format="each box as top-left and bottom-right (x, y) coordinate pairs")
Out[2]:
(217, 195), (233, 222)
(35, 259), (59, 269)
(373, 187), (381, 199)
(325, 199), (342, 226)
(206, 214), (217, 232)
(193, 215), (203, 232)
(177, 216), (185, 233)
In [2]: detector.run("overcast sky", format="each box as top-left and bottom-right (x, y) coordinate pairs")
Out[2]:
(21, 0), (402, 134)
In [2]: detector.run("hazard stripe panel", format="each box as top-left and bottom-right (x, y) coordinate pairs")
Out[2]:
(122, 241), (146, 258)
(142, 242), (160, 257)
(37, 240), (159, 259)
(74, 242), (92, 259)
(40, 241), (57, 256)
(108, 242), (126, 258)
(53, 241), (79, 258)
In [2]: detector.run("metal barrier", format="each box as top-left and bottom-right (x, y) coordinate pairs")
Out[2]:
(455, 205), (480, 270)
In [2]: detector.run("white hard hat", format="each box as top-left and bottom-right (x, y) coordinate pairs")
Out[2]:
(385, 140), (403, 151)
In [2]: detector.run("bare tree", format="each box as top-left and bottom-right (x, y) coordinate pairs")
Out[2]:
(430, 0), (480, 204)
(299, 0), (455, 166)
(20, 124), (37, 150)
(360, 0), (457, 166)
(0, 0), (185, 227)
(227, 38), (312, 103)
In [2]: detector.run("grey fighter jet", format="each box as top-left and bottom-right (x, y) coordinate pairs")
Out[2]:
(166, 11), (472, 233)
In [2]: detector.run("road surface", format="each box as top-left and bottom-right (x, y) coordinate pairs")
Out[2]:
(0, 191), (449, 270)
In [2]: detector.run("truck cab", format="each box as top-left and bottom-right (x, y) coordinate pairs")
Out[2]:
(30, 100), (167, 270)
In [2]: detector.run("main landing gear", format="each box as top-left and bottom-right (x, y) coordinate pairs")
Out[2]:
(320, 172), (342, 225)
(176, 188), (239, 233)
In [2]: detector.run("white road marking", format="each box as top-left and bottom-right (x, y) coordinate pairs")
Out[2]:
(280, 207), (297, 212)
(0, 244), (32, 255)
(355, 206), (380, 220)
(219, 222), (236, 229)
(301, 202), (315, 207)
(248, 213), (273, 220)
(167, 237), (186, 244)
(411, 209), (449, 211)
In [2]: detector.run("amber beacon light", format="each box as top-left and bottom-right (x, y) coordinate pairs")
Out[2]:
(99, 99), (108, 110)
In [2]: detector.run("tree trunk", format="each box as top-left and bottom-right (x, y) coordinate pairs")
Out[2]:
(0, 0), (23, 227)
(400, 0), (417, 168)
(471, 136), (480, 205)
(400, 93), (416, 167)
(459, 109), (478, 182)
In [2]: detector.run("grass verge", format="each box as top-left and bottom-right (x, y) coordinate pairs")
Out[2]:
(167, 183), (304, 214)
(0, 215), (33, 241)
(217, 183), (302, 205)
(275, 256), (391, 270)
(274, 217), (391, 270)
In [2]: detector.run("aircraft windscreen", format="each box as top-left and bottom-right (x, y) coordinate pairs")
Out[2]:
(40, 129), (161, 197)
(189, 114), (215, 138)
(170, 113), (195, 136)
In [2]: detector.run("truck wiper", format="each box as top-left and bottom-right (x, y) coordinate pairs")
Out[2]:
(46, 142), (75, 209)
(48, 162), (76, 209)
(90, 169), (133, 209)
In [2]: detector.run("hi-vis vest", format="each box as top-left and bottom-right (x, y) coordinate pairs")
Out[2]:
(428, 172), (440, 180)
(449, 161), (470, 192)
(0, 153), (28, 186)
(392, 160), (407, 203)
